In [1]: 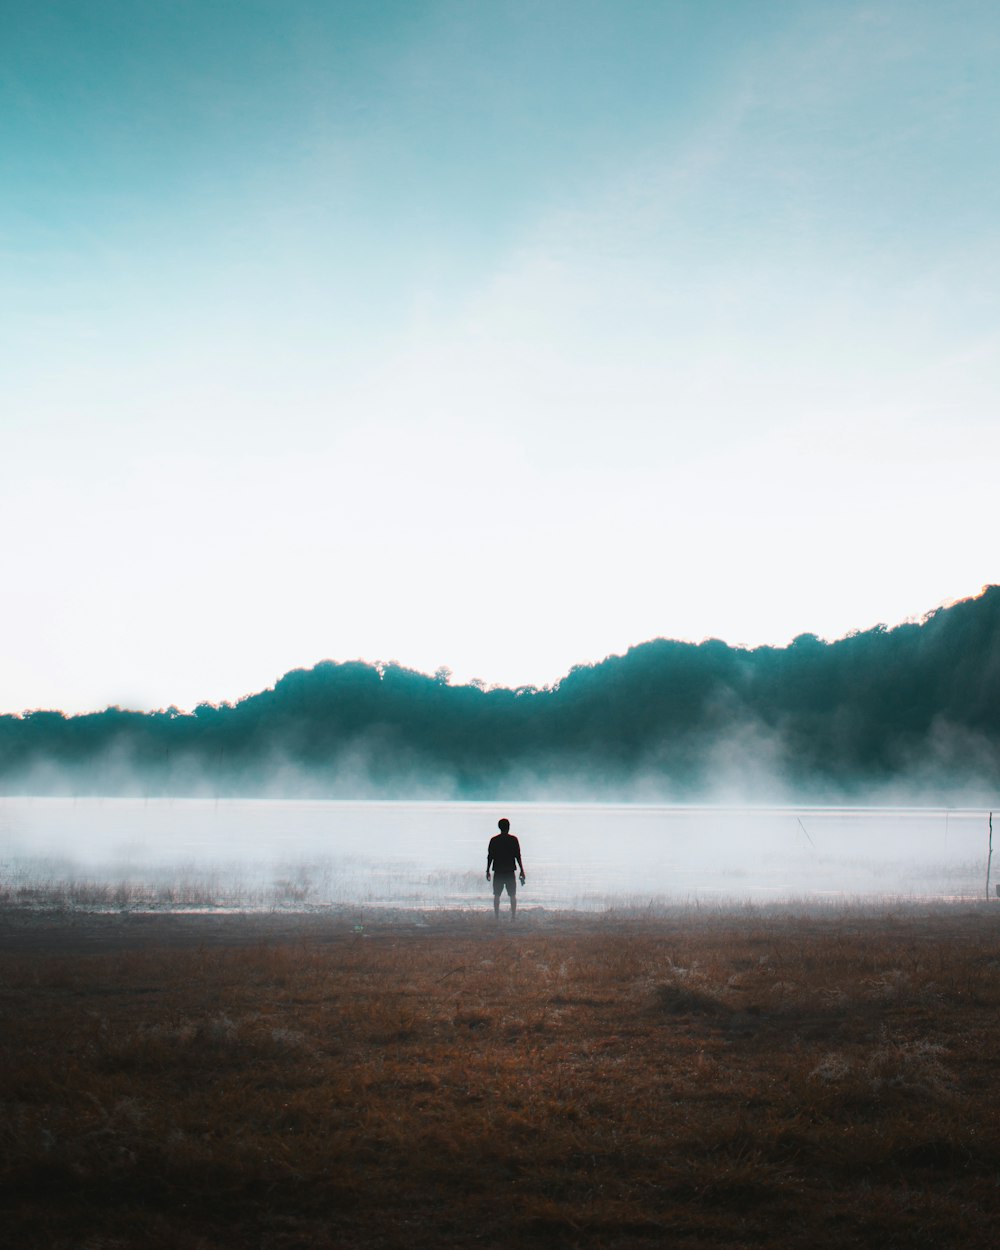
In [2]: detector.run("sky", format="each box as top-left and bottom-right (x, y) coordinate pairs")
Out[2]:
(3, 0), (999, 715)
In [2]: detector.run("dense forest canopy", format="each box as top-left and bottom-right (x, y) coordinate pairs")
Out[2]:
(3, 587), (999, 801)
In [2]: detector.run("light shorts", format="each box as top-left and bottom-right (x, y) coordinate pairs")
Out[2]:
(492, 872), (517, 898)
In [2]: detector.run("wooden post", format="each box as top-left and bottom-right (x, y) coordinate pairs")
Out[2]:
(987, 811), (993, 901)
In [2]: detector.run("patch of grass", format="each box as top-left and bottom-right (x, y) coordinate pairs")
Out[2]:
(0, 866), (334, 913)
(1, 905), (998, 1247)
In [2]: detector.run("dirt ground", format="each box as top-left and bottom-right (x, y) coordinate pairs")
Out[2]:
(0, 903), (622, 956)
(2, 896), (991, 956)
(2, 901), (999, 1249)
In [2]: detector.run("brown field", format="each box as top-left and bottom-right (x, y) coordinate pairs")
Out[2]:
(1, 903), (999, 1249)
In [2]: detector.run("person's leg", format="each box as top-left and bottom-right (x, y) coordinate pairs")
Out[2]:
(509, 874), (517, 920)
(493, 876), (502, 919)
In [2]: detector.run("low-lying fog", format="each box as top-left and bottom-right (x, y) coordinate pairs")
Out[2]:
(0, 798), (993, 911)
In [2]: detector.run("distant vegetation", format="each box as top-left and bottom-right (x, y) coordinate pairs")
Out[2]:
(2, 587), (999, 800)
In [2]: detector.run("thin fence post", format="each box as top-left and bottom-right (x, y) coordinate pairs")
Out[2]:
(987, 811), (994, 901)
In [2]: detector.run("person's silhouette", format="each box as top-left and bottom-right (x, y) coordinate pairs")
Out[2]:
(486, 817), (525, 921)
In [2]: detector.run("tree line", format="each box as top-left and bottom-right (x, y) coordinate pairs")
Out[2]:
(2, 586), (998, 799)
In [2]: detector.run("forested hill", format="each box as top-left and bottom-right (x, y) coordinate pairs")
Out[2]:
(3, 587), (1000, 800)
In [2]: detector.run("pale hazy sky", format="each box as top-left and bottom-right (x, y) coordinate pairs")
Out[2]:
(3, 0), (999, 714)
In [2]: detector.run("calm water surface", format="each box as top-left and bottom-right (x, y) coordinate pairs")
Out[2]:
(0, 798), (992, 909)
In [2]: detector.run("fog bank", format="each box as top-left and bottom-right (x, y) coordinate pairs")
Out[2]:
(2, 587), (999, 804)
(0, 798), (990, 911)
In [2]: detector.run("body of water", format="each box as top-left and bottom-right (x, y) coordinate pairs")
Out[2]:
(0, 798), (994, 910)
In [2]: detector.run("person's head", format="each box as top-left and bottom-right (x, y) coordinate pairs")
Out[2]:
(498, 818), (510, 834)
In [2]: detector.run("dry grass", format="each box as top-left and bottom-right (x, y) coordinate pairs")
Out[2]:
(1, 904), (999, 1248)
(0, 875), (315, 912)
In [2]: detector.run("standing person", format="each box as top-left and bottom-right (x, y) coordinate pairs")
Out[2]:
(486, 817), (526, 921)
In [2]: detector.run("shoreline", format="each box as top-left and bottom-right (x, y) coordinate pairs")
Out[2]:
(2, 895), (996, 956)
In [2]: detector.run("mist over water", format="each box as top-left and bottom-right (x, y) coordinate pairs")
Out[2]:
(0, 798), (991, 910)
(6, 586), (1000, 810)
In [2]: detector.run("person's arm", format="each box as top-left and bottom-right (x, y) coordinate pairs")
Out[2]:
(486, 842), (493, 881)
(515, 838), (525, 883)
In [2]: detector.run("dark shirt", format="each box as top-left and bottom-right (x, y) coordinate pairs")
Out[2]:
(487, 832), (523, 876)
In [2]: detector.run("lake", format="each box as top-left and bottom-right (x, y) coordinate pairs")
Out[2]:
(0, 797), (994, 911)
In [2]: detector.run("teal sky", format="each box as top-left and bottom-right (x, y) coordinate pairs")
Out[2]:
(3, 0), (999, 713)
